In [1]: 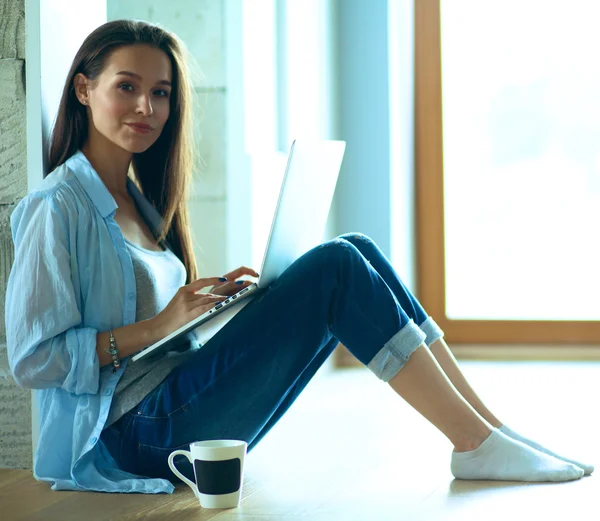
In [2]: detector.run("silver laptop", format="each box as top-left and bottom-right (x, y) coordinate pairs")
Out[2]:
(132, 139), (346, 362)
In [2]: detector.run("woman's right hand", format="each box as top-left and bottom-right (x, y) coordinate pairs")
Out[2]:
(150, 277), (229, 340)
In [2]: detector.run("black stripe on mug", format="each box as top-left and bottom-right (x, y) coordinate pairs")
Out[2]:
(194, 458), (242, 495)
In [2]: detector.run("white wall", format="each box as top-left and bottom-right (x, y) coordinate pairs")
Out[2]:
(27, 0), (107, 192)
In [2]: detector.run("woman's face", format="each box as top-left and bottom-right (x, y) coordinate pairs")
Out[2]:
(75, 44), (173, 154)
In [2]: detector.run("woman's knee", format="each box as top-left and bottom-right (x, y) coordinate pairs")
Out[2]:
(337, 232), (375, 248)
(314, 237), (361, 261)
(279, 238), (364, 290)
(297, 237), (362, 275)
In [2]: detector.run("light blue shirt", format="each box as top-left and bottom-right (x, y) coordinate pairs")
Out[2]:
(5, 150), (181, 493)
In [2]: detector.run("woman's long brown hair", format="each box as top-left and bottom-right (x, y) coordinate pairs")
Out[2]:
(47, 19), (198, 283)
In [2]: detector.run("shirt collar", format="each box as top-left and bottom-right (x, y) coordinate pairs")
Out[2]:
(67, 150), (118, 218)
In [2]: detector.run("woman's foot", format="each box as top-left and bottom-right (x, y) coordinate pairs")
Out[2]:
(451, 429), (584, 482)
(498, 424), (594, 476)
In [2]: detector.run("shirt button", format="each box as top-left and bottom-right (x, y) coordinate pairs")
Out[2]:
(128, 293), (135, 301)
(105, 388), (113, 396)
(90, 437), (98, 445)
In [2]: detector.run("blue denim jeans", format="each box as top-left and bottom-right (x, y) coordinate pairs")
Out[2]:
(100, 233), (444, 482)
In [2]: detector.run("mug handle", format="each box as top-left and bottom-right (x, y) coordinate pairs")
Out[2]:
(168, 450), (198, 498)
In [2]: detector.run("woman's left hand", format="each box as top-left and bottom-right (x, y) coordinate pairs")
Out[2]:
(211, 266), (259, 296)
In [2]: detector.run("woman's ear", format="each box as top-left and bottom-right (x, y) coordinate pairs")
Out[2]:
(73, 73), (90, 106)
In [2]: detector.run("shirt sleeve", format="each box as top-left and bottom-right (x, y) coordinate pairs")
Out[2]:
(5, 191), (100, 395)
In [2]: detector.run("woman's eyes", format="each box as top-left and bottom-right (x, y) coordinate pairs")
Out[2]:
(117, 83), (170, 97)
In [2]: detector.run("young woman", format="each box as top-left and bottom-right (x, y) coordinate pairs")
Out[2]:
(5, 20), (593, 494)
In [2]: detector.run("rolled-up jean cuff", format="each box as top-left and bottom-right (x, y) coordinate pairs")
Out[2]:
(367, 320), (427, 382)
(418, 317), (445, 346)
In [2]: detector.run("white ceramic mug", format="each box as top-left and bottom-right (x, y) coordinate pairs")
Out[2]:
(168, 439), (247, 509)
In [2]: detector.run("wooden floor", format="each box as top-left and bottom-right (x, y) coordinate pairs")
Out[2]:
(2, 360), (599, 520)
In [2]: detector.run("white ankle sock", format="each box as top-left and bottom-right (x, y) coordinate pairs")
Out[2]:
(451, 429), (584, 482)
(499, 424), (594, 476)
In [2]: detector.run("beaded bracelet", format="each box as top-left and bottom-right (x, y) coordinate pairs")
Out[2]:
(105, 330), (121, 373)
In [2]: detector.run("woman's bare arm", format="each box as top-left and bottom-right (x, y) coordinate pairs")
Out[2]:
(95, 319), (160, 368)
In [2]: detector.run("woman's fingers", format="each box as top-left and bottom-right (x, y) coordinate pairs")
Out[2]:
(186, 277), (230, 293)
(222, 266), (259, 281)
(211, 279), (254, 296)
(185, 269), (257, 298)
(211, 266), (258, 296)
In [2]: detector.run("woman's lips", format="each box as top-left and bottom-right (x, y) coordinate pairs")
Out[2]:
(126, 123), (153, 134)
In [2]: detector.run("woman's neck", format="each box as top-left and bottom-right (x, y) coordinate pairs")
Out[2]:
(81, 131), (133, 198)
